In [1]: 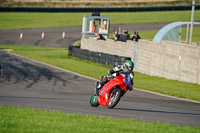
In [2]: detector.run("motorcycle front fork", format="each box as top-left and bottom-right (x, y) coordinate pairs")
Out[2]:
(95, 81), (100, 90)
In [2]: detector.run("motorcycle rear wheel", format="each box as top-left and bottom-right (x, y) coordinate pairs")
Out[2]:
(107, 88), (122, 109)
(90, 93), (100, 107)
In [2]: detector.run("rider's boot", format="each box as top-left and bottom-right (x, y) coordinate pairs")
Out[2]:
(95, 76), (107, 96)
(95, 81), (101, 96)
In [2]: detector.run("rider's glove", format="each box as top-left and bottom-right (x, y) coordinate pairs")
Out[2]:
(112, 71), (119, 77)
(112, 73), (117, 77)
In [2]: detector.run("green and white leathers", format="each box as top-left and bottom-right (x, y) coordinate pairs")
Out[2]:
(112, 60), (135, 88)
(123, 60), (134, 73)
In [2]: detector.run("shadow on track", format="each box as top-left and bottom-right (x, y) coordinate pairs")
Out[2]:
(0, 51), (67, 88)
(0, 95), (80, 101)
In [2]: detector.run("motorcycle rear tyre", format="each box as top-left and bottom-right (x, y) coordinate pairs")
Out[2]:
(107, 88), (122, 109)
(90, 94), (100, 107)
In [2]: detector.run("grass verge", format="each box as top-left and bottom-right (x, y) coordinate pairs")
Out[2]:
(0, 106), (200, 133)
(0, 45), (200, 101)
(0, 11), (200, 29)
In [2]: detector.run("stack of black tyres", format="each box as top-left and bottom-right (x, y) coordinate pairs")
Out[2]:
(68, 46), (131, 66)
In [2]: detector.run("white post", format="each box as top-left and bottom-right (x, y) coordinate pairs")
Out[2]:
(179, 26), (181, 42)
(186, 24), (189, 44)
(82, 17), (87, 34)
(89, 19), (93, 32)
(189, 0), (195, 44)
(119, 27), (121, 34)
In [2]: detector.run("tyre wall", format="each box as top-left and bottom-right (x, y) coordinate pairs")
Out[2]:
(68, 45), (131, 67)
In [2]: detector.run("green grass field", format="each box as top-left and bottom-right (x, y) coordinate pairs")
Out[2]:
(0, 10), (200, 132)
(1, 106), (200, 133)
(0, 10), (200, 29)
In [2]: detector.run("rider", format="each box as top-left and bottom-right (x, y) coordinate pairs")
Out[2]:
(96, 60), (134, 93)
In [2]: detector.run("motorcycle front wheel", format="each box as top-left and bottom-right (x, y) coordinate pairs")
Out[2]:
(107, 87), (122, 109)
(90, 93), (100, 107)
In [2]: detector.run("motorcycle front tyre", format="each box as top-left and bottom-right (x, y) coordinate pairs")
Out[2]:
(107, 88), (122, 109)
(90, 93), (100, 107)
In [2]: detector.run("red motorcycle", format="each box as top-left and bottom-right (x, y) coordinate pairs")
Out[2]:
(90, 72), (132, 109)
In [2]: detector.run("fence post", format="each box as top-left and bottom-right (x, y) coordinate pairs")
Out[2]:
(133, 43), (138, 71)
(197, 59), (200, 84)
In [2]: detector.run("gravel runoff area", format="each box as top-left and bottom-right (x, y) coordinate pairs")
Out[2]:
(0, 23), (169, 48)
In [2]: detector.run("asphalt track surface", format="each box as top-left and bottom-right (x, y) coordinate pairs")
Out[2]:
(0, 23), (169, 48)
(0, 23), (200, 126)
(0, 51), (200, 126)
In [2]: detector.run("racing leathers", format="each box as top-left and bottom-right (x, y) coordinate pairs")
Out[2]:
(97, 65), (134, 92)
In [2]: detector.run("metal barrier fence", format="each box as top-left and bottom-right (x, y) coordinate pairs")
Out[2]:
(1, 5), (200, 12)
(68, 46), (131, 66)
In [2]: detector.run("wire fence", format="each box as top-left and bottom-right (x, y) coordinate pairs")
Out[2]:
(1, 5), (200, 12)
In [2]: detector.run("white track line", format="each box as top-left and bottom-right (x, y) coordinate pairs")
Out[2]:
(8, 51), (200, 104)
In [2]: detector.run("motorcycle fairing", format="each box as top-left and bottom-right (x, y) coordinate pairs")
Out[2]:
(97, 75), (124, 106)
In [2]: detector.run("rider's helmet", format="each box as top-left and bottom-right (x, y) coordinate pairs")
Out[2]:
(123, 60), (134, 73)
